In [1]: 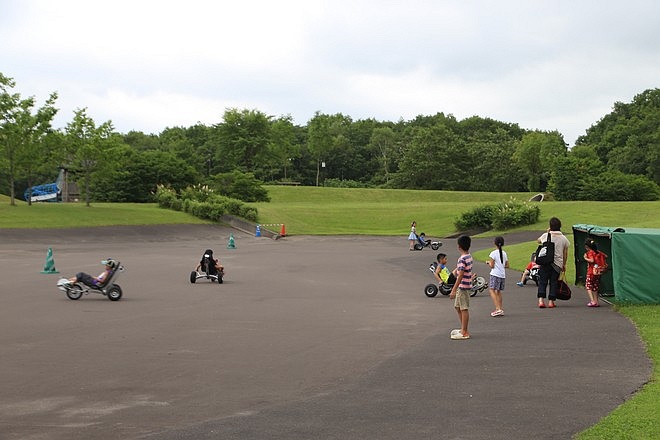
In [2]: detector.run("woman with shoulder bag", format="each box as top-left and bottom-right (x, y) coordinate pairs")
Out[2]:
(536, 217), (570, 308)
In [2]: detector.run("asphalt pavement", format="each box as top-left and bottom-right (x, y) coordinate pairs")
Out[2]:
(0, 225), (651, 440)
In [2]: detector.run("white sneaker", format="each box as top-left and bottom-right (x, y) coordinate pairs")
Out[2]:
(451, 332), (470, 340)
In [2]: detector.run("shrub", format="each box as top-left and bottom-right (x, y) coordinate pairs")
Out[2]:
(455, 198), (540, 231)
(170, 198), (182, 211)
(454, 204), (496, 231)
(156, 184), (258, 223)
(211, 171), (270, 202)
(491, 199), (541, 230)
(324, 178), (370, 188)
(155, 185), (177, 208)
(239, 206), (258, 222)
(180, 184), (214, 202)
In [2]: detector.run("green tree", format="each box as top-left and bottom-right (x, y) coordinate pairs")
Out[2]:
(546, 153), (604, 200)
(268, 115), (300, 181)
(63, 108), (115, 206)
(213, 109), (272, 176)
(513, 131), (567, 192)
(458, 117), (526, 192)
(307, 112), (337, 186)
(368, 127), (396, 184)
(395, 124), (461, 189)
(576, 88), (660, 184)
(92, 147), (199, 202)
(0, 73), (58, 205)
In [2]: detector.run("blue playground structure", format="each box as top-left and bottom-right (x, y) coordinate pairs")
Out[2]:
(24, 182), (60, 202)
(23, 168), (77, 203)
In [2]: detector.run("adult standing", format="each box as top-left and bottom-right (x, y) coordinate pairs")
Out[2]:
(536, 217), (570, 308)
(408, 221), (417, 250)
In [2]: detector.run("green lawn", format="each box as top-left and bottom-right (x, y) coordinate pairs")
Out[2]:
(1, 189), (658, 438)
(0, 196), (210, 228)
(253, 186), (660, 237)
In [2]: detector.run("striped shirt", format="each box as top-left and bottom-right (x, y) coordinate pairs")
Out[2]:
(457, 253), (473, 289)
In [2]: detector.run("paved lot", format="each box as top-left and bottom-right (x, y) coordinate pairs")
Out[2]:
(0, 225), (651, 440)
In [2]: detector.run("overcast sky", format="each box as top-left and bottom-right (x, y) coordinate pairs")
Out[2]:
(2, 0), (659, 146)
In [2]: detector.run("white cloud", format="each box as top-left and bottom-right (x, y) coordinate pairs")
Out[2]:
(2, 0), (659, 145)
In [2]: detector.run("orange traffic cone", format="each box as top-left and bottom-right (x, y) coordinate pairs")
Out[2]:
(280, 224), (286, 237)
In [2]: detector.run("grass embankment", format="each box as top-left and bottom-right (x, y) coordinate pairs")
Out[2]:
(0, 196), (210, 228)
(1, 188), (658, 438)
(254, 186), (660, 236)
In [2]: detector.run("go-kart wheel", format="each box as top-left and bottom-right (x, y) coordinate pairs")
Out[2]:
(218, 275), (223, 284)
(66, 284), (84, 300)
(424, 283), (438, 297)
(190, 271), (197, 284)
(107, 285), (122, 301)
(470, 276), (486, 297)
(440, 284), (452, 296)
(414, 243), (423, 251)
(431, 242), (441, 250)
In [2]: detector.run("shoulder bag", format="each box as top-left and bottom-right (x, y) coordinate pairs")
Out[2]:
(535, 232), (555, 266)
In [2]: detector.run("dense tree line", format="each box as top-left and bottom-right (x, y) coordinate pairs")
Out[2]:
(2, 71), (658, 204)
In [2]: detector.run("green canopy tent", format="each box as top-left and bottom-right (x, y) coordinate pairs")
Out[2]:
(573, 224), (660, 304)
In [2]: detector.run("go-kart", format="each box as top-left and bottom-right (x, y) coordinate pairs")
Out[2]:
(523, 265), (540, 286)
(57, 260), (124, 301)
(413, 233), (442, 251)
(424, 262), (487, 298)
(190, 251), (224, 284)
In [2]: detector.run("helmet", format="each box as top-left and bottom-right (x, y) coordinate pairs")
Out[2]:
(102, 258), (118, 270)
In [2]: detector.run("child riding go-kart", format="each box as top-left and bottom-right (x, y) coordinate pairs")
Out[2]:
(424, 261), (487, 298)
(413, 232), (443, 251)
(57, 258), (124, 301)
(190, 249), (225, 284)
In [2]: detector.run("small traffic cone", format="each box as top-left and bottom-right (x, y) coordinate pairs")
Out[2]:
(41, 247), (60, 274)
(255, 225), (261, 237)
(279, 224), (286, 237)
(227, 233), (236, 249)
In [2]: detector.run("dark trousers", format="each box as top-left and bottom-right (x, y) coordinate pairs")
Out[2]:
(537, 265), (559, 300)
(76, 272), (96, 287)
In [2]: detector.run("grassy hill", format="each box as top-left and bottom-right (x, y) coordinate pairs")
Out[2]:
(252, 186), (659, 237)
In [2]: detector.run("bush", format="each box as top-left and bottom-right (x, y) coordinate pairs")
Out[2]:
(155, 185), (177, 208)
(211, 171), (270, 202)
(179, 184), (215, 202)
(156, 184), (258, 223)
(491, 199), (541, 230)
(324, 178), (371, 188)
(455, 199), (540, 231)
(454, 204), (495, 231)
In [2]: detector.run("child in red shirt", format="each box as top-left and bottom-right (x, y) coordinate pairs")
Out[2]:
(583, 239), (607, 307)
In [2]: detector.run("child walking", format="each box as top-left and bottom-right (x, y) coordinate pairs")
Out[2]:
(450, 235), (473, 340)
(583, 239), (607, 307)
(487, 236), (509, 317)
